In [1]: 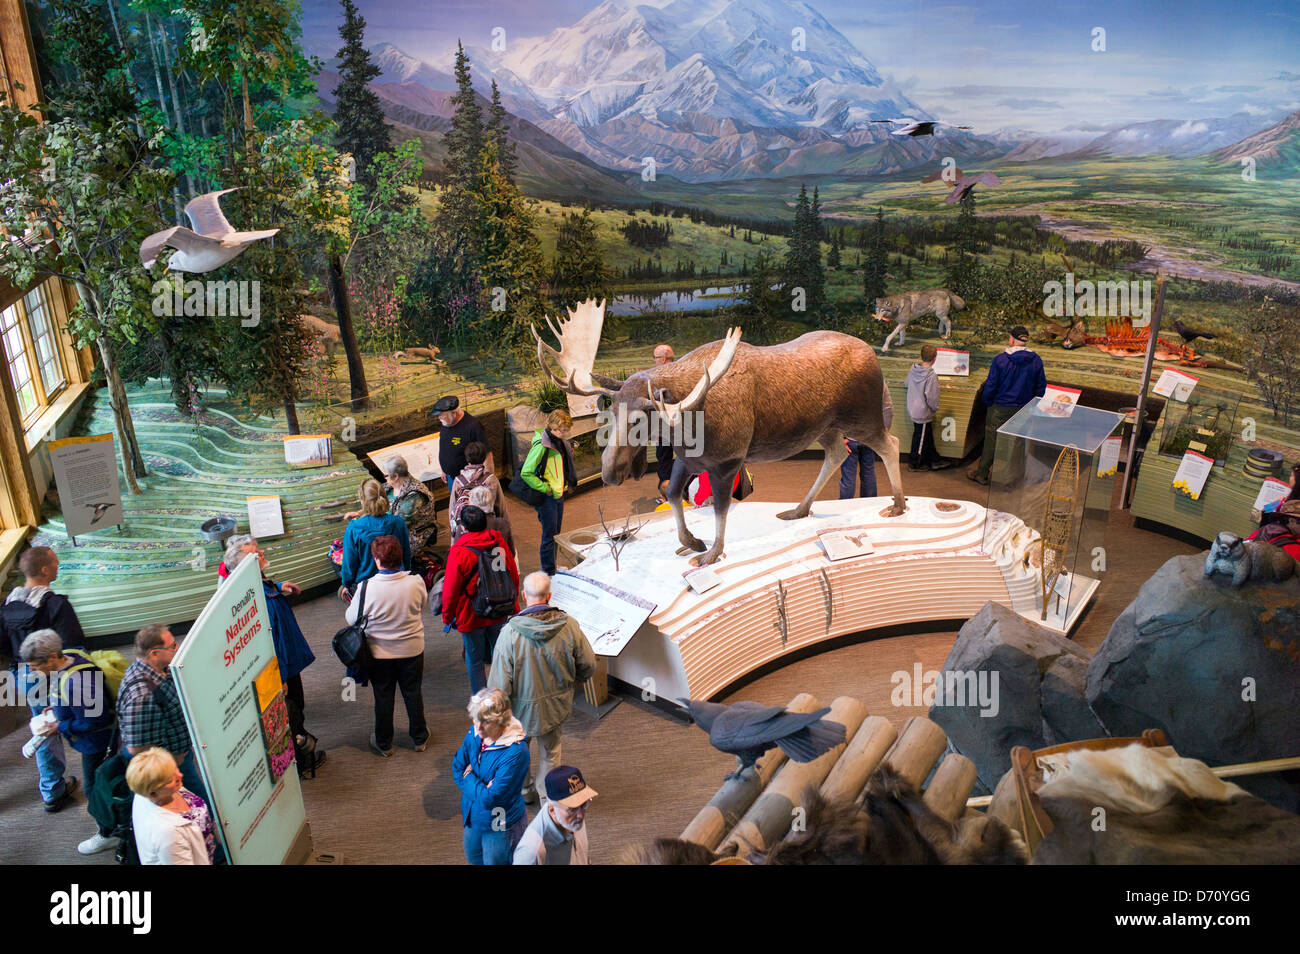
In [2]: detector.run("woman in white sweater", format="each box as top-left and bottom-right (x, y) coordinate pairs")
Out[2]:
(344, 534), (430, 758)
(127, 748), (216, 865)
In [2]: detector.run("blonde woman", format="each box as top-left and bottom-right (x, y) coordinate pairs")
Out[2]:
(127, 747), (216, 865)
(341, 478), (411, 599)
(452, 688), (530, 865)
(520, 409), (577, 575)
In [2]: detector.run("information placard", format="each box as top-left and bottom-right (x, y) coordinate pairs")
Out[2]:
(933, 348), (969, 376)
(48, 434), (123, 539)
(247, 495), (284, 538)
(567, 393), (600, 418)
(1253, 477), (1291, 513)
(1172, 450), (1214, 501)
(1153, 368), (1199, 402)
(550, 571), (656, 657)
(1096, 436), (1121, 478)
(283, 434), (333, 468)
(1037, 385), (1082, 418)
(818, 528), (875, 561)
(369, 432), (444, 483)
(171, 555), (309, 865)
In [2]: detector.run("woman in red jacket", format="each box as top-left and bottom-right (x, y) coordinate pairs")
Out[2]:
(441, 506), (520, 695)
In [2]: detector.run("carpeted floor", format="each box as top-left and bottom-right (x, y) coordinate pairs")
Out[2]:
(0, 457), (1196, 864)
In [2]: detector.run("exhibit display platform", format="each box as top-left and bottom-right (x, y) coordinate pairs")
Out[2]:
(554, 495), (1094, 703)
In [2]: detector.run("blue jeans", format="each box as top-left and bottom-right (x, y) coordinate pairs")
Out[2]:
(534, 495), (565, 576)
(21, 664), (68, 803)
(463, 816), (528, 865)
(839, 441), (878, 499)
(462, 624), (504, 695)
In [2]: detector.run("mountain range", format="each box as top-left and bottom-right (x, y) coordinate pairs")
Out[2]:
(312, 0), (1299, 186)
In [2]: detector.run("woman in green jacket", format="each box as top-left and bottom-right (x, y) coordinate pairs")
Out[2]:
(522, 410), (577, 575)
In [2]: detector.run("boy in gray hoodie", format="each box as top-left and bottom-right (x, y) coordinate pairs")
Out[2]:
(906, 345), (953, 471)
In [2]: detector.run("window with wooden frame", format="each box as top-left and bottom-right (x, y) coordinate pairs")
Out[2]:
(0, 280), (69, 426)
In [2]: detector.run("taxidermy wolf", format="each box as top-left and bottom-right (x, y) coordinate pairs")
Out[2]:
(873, 289), (966, 352)
(533, 299), (905, 567)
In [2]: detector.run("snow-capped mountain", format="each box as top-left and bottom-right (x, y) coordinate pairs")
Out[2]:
(492, 0), (922, 133)
(1072, 111), (1289, 159)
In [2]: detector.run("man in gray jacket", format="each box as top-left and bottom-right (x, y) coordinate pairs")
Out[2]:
(489, 572), (596, 804)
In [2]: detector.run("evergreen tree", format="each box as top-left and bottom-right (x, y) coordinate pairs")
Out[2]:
(782, 184), (827, 321)
(551, 208), (612, 308)
(827, 231), (841, 269)
(944, 190), (979, 296)
(486, 80), (517, 185)
(42, 0), (139, 130)
(437, 41), (485, 270)
(332, 0), (394, 193)
(863, 206), (887, 309)
(742, 250), (784, 344)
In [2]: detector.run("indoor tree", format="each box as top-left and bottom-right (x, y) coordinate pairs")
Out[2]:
(0, 104), (174, 493)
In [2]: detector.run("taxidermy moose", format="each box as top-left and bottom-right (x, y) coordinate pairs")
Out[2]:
(533, 299), (906, 566)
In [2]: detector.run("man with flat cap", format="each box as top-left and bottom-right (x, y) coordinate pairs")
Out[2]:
(512, 765), (596, 865)
(431, 395), (487, 488)
(968, 325), (1045, 487)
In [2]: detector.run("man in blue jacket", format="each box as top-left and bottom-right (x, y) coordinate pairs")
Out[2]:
(968, 326), (1046, 486)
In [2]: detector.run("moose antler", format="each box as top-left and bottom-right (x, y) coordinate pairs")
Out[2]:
(531, 298), (617, 397)
(649, 326), (742, 425)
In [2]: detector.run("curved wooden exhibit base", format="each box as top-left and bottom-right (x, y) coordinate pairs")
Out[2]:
(556, 496), (1092, 703)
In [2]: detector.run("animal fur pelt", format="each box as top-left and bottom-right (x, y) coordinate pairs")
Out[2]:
(622, 768), (1027, 865)
(1030, 744), (1300, 864)
(1036, 744), (1247, 814)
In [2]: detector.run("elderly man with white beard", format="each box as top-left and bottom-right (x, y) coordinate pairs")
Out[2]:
(512, 765), (597, 865)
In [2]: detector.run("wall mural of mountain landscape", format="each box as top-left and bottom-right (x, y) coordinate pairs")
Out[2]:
(299, 0), (1300, 457)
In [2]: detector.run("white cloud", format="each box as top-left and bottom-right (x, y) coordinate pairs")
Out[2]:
(1171, 120), (1208, 138)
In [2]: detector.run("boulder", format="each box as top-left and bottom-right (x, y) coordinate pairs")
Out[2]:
(929, 601), (1093, 792)
(1041, 652), (1106, 746)
(1087, 554), (1300, 811)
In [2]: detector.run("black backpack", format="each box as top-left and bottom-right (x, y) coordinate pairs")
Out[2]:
(464, 544), (516, 620)
(2, 597), (45, 665)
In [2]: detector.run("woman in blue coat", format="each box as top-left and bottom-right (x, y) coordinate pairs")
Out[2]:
(223, 542), (325, 776)
(341, 479), (411, 598)
(452, 687), (530, 864)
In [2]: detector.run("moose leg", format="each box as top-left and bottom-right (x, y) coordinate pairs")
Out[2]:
(777, 432), (847, 521)
(690, 467), (737, 567)
(668, 459), (706, 555)
(864, 431), (907, 518)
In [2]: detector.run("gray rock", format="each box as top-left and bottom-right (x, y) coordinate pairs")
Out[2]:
(1041, 652), (1106, 746)
(1087, 554), (1300, 811)
(929, 601), (1090, 792)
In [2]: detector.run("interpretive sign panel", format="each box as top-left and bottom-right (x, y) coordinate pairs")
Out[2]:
(171, 555), (309, 865)
(49, 435), (123, 539)
(551, 571), (656, 657)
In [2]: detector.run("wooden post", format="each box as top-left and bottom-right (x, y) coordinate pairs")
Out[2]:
(680, 692), (818, 849)
(1121, 274), (1166, 509)
(721, 696), (868, 856)
(881, 717), (949, 791)
(922, 752), (978, 824)
(819, 715), (897, 806)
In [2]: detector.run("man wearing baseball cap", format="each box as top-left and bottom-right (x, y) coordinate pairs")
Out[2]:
(512, 765), (596, 865)
(430, 395), (488, 487)
(968, 325), (1046, 486)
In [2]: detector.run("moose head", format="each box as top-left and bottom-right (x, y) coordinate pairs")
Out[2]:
(531, 299), (741, 487)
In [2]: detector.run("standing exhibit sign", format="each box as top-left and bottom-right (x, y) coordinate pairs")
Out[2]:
(171, 554), (311, 864)
(48, 434), (123, 542)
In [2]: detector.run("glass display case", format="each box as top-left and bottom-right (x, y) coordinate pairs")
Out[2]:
(1157, 385), (1241, 467)
(981, 401), (1124, 634)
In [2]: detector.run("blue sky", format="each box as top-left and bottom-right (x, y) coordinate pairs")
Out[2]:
(300, 0), (1300, 133)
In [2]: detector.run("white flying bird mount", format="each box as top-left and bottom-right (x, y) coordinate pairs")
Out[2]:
(139, 188), (280, 272)
(869, 118), (971, 138)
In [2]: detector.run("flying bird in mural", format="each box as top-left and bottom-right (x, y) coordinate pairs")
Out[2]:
(679, 698), (846, 780)
(139, 189), (280, 272)
(944, 171), (1002, 204)
(86, 502), (114, 525)
(870, 118), (971, 137)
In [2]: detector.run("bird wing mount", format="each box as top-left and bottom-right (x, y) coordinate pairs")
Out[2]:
(649, 326), (741, 425)
(531, 297), (613, 397)
(184, 188), (240, 237)
(139, 226), (185, 269)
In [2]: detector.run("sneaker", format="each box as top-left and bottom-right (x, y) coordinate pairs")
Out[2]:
(298, 750), (327, 777)
(413, 738), (430, 753)
(929, 460), (957, 471)
(907, 463), (924, 472)
(78, 832), (119, 855)
(969, 473), (990, 486)
(369, 735), (392, 758)
(43, 777), (79, 813)
(522, 788), (539, 805)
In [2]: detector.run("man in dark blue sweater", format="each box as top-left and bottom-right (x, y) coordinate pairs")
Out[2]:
(968, 326), (1046, 485)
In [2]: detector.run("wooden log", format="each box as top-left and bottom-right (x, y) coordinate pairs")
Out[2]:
(820, 715), (897, 806)
(881, 717), (950, 792)
(679, 693), (819, 849)
(721, 696), (867, 856)
(922, 752), (978, 824)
